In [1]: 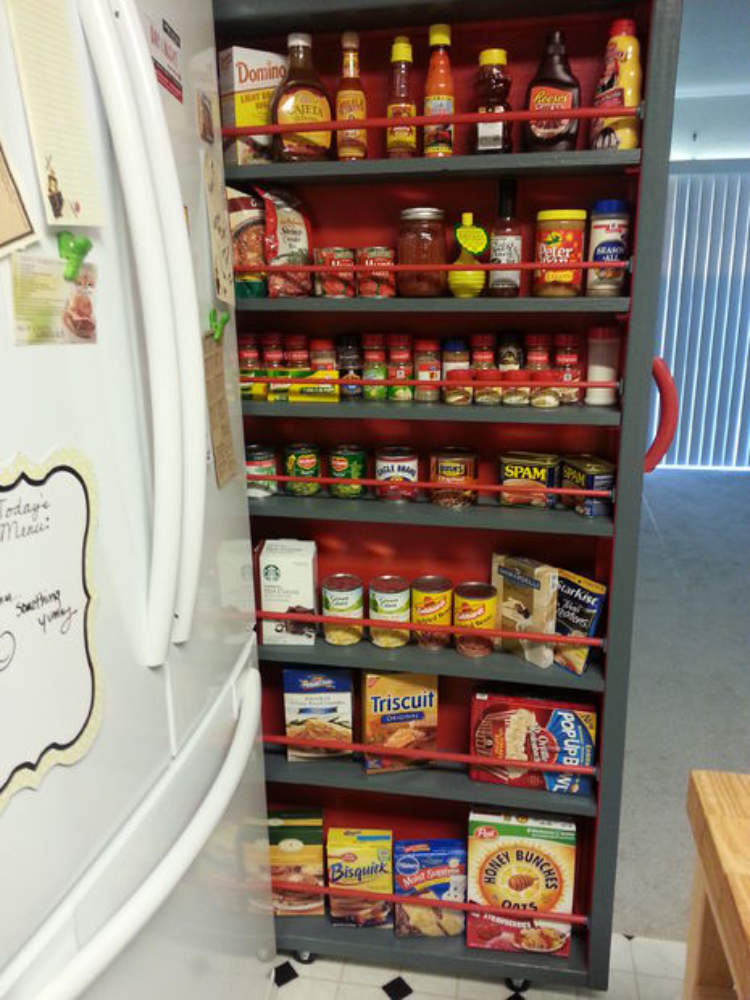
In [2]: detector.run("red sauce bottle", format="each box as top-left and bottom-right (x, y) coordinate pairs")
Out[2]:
(523, 30), (580, 152)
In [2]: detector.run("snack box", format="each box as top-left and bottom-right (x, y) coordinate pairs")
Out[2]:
(268, 809), (324, 917)
(560, 454), (615, 517)
(394, 839), (467, 938)
(491, 554), (558, 668)
(555, 570), (608, 675)
(259, 539), (317, 645)
(283, 668), (352, 761)
(326, 828), (393, 927)
(362, 672), (438, 773)
(498, 452), (559, 509)
(219, 47), (287, 164)
(467, 811), (577, 957)
(469, 692), (597, 796)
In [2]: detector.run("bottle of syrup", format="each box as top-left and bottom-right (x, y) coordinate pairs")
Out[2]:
(523, 30), (580, 152)
(271, 33), (332, 161)
(488, 179), (522, 298)
(336, 32), (367, 160)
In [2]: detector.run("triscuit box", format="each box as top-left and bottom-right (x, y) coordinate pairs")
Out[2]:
(259, 539), (317, 645)
(491, 554), (558, 668)
(467, 811), (577, 957)
(219, 47), (287, 164)
(268, 809), (324, 916)
(554, 570), (608, 675)
(326, 828), (393, 927)
(282, 668), (352, 761)
(362, 672), (438, 773)
(394, 839), (467, 937)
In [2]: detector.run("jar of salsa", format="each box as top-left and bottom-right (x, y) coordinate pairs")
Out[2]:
(475, 48), (512, 153)
(397, 208), (446, 297)
(533, 210), (587, 297)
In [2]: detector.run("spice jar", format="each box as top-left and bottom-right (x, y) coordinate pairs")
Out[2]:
(470, 333), (496, 353)
(525, 333), (552, 369)
(474, 368), (502, 405)
(497, 331), (523, 370)
(475, 48), (512, 153)
(586, 199), (630, 297)
(501, 369), (530, 405)
(472, 348), (495, 373)
(444, 369), (474, 405)
(414, 338), (441, 402)
(397, 207), (447, 297)
(585, 326), (619, 405)
(442, 338), (471, 402)
(310, 338), (336, 370)
(388, 346), (413, 401)
(530, 369), (561, 408)
(554, 334), (582, 403)
(337, 334), (362, 399)
(362, 348), (387, 401)
(533, 209), (587, 297)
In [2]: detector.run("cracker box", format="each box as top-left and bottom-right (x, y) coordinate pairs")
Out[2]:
(268, 810), (324, 916)
(555, 570), (608, 675)
(259, 539), (317, 645)
(491, 554), (558, 668)
(470, 692), (597, 796)
(560, 455), (615, 518)
(362, 672), (438, 773)
(394, 839), (467, 937)
(326, 828), (393, 927)
(467, 811), (577, 957)
(219, 47), (287, 164)
(283, 668), (352, 761)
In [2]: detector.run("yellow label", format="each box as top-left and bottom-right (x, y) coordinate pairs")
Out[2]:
(412, 587), (452, 627)
(277, 88), (331, 151)
(453, 593), (497, 630)
(387, 102), (417, 152)
(455, 225), (489, 256)
(336, 89), (367, 157)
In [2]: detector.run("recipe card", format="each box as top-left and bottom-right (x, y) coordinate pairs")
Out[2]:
(0, 141), (35, 257)
(12, 253), (97, 345)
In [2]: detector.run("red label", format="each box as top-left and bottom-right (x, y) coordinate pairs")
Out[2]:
(529, 86), (573, 139)
(330, 455), (348, 473)
(534, 228), (584, 292)
(297, 454), (317, 471)
(474, 825), (498, 840)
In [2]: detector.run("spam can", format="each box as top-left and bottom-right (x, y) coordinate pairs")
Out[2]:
(560, 454), (615, 517)
(498, 451), (559, 508)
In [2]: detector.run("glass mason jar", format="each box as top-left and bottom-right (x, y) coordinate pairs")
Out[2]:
(397, 207), (447, 297)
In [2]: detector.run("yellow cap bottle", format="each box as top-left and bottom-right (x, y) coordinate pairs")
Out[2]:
(391, 35), (413, 63)
(479, 48), (507, 67)
(429, 23), (451, 47)
(449, 212), (488, 298)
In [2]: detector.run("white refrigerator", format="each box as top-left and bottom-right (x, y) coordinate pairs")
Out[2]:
(0, 0), (275, 996)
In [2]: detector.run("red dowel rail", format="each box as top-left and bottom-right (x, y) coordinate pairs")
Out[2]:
(235, 260), (629, 274)
(264, 733), (597, 776)
(270, 879), (588, 926)
(257, 609), (603, 646)
(241, 375), (619, 389)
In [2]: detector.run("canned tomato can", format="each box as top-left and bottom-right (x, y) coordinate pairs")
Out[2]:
(328, 445), (367, 499)
(453, 582), (498, 658)
(283, 443), (321, 496)
(321, 573), (364, 645)
(375, 446), (418, 501)
(356, 246), (396, 298)
(430, 447), (478, 509)
(369, 574), (410, 648)
(314, 247), (355, 298)
(245, 445), (277, 499)
(412, 575), (452, 649)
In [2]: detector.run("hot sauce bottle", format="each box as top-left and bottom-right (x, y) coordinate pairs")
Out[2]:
(336, 31), (367, 160)
(424, 23), (455, 158)
(523, 29), (580, 152)
(488, 179), (522, 298)
(386, 35), (417, 158)
(271, 33), (332, 161)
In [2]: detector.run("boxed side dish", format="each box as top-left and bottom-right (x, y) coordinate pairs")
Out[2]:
(268, 809), (324, 917)
(394, 838), (467, 938)
(491, 554), (558, 667)
(259, 539), (317, 645)
(282, 668), (353, 761)
(362, 672), (438, 773)
(219, 47), (287, 164)
(327, 828), (393, 927)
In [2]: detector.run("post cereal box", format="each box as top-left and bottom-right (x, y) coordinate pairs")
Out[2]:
(326, 828), (393, 927)
(282, 668), (353, 761)
(268, 810), (324, 917)
(467, 811), (577, 958)
(394, 839), (467, 937)
(219, 47), (287, 164)
(362, 672), (438, 773)
(470, 692), (597, 796)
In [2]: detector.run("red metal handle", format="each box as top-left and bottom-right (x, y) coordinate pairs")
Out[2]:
(644, 357), (678, 473)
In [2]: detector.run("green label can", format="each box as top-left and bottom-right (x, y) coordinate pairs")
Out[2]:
(284, 443), (321, 496)
(328, 445), (366, 498)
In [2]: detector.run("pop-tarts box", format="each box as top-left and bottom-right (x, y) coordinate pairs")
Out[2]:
(393, 839), (467, 937)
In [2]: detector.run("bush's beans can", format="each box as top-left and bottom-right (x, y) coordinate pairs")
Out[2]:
(284, 443), (321, 496)
(245, 445), (277, 499)
(375, 446), (418, 501)
(412, 575), (452, 649)
(314, 247), (355, 298)
(453, 582), (498, 658)
(328, 445), (367, 498)
(356, 246), (396, 298)
(369, 574), (410, 648)
(430, 447), (478, 509)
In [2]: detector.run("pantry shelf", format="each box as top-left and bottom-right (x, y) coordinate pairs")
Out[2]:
(237, 297), (630, 315)
(242, 398), (622, 425)
(225, 149), (641, 187)
(248, 494), (613, 537)
(258, 639), (605, 693)
(264, 750), (598, 817)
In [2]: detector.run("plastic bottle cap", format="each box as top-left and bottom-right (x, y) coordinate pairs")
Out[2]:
(342, 31), (359, 48)
(592, 199), (629, 216)
(461, 212), (474, 227)
(310, 338), (334, 350)
(610, 19), (637, 37)
(537, 210), (587, 222)
(589, 327), (619, 341)
(525, 334), (552, 347)
(415, 339), (440, 350)
(391, 35), (413, 63)
(444, 339), (468, 352)
(479, 48), (507, 67)
(471, 334), (496, 347)
(429, 23), (451, 47)
(288, 32), (312, 47)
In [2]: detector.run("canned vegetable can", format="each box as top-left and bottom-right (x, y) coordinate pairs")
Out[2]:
(321, 573), (364, 645)
(357, 246), (396, 298)
(369, 574), (410, 648)
(314, 247), (356, 298)
(412, 575), (452, 649)
(375, 446), (419, 501)
(284, 443), (321, 496)
(245, 445), (278, 498)
(328, 445), (367, 498)
(430, 447), (478, 509)
(453, 582), (498, 658)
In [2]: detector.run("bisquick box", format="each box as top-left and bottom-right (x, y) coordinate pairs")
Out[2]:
(283, 668), (353, 761)
(268, 809), (324, 917)
(326, 828), (393, 927)
(394, 839), (467, 938)
(259, 539), (317, 645)
(554, 570), (608, 675)
(560, 454), (615, 517)
(219, 47), (287, 164)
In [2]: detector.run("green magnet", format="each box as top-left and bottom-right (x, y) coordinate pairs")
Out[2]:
(210, 308), (229, 342)
(58, 231), (93, 280)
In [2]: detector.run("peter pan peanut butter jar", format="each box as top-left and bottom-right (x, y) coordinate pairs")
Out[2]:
(533, 209), (586, 297)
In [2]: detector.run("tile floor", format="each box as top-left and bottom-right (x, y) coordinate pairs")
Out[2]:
(266, 934), (687, 999)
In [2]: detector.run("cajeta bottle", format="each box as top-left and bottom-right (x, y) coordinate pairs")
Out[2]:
(591, 19), (642, 150)
(386, 35), (417, 158)
(424, 23), (454, 157)
(448, 212), (488, 298)
(488, 179), (522, 298)
(271, 33), (332, 161)
(523, 29), (580, 152)
(336, 31), (367, 160)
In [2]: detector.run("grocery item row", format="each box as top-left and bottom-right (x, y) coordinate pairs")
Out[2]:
(229, 184), (630, 299)
(267, 807), (579, 957)
(221, 19), (641, 164)
(258, 540), (607, 674)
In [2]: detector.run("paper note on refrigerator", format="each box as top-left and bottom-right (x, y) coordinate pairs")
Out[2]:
(6, 0), (102, 226)
(0, 141), (36, 257)
(12, 253), (97, 345)
(203, 334), (238, 489)
(202, 148), (235, 305)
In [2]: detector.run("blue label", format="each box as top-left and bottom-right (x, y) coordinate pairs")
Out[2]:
(283, 667), (352, 693)
(593, 239), (625, 263)
(544, 709), (595, 796)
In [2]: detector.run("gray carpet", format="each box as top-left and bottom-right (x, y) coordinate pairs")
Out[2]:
(614, 469), (750, 939)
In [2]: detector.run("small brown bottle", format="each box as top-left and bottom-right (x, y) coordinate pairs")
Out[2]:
(271, 33), (332, 161)
(336, 32), (367, 160)
(523, 29), (580, 152)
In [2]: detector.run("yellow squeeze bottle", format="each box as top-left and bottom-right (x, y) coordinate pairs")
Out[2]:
(591, 19), (642, 150)
(448, 212), (488, 299)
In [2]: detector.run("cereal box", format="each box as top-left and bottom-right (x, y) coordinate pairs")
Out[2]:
(219, 47), (287, 164)
(326, 828), (393, 927)
(470, 692), (597, 796)
(259, 539), (317, 645)
(268, 809), (324, 917)
(491, 554), (558, 668)
(283, 668), (352, 761)
(554, 570), (608, 675)
(362, 672), (438, 773)
(467, 811), (577, 957)
(394, 839), (467, 937)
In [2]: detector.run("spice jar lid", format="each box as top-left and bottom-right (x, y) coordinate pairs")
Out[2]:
(525, 333), (552, 346)
(553, 333), (578, 347)
(502, 369), (529, 382)
(391, 35), (413, 63)
(284, 334), (307, 349)
(401, 207), (445, 221)
(415, 338), (440, 350)
(310, 338), (334, 350)
(470, 333), (496, 348)
(288, 32), (312, 47)
(592, 198), (628, 215)
(610, 18), (637, 37)
(362, 333), (385, 348)
(588, 326), (619, 340)
(537, 209), (587, 221)
(387, 333), (412, 347)
(342, 31), (359, 48)
(479, 48), (507, 66)
(444, 338), (468, 352)
(447, 369), (475, 382)
(475, 368), (500, 381)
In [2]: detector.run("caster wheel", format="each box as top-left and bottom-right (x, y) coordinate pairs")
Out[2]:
(295, 950), (315, 964)
(504, 979), (531, 994)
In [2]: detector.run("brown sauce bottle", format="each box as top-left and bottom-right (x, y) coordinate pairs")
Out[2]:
(271, 32), (332, 161)
(523, 29), (580, 152)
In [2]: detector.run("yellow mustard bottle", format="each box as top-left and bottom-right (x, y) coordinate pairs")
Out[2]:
(448, 212), (488, 298)
(591, 19), (642, 150)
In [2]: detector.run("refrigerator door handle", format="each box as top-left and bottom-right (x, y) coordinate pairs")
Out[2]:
(78, 0), (182, 667)
(110, 0), (208, 646)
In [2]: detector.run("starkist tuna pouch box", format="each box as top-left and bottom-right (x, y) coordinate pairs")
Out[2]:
(326, 828), (393, 927)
